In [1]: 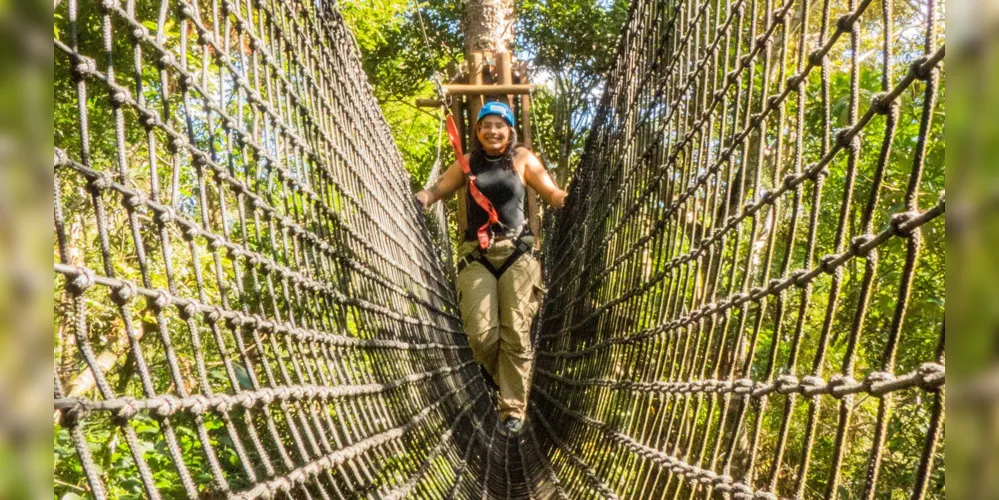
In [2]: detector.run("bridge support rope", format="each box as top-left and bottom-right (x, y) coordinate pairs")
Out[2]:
(53, 0), (944, 498)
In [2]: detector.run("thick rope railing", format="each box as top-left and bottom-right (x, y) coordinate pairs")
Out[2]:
(53, 0), (944, 498)
(536, 0), (944, 497)
(50, 0), (531, 498)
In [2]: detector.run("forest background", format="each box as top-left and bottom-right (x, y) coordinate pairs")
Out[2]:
(50, 0), (949, 497)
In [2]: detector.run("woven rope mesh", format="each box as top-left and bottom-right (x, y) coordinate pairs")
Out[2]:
(53, 0), (944, 498)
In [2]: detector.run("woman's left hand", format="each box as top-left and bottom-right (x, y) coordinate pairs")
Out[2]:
(552, 190), (568, 209)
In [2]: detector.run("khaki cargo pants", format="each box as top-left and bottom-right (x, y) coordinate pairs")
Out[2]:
(456, 236), (544, 421)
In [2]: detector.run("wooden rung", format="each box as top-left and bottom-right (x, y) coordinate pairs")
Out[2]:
(416, 99), (445, 108)
(445, 84), (533, 96)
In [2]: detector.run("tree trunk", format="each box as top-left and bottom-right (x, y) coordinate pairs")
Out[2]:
(462, 0), (515, 55)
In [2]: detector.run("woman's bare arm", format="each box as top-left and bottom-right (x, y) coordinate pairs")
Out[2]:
(522, 150), (568, 208)
(415, 155), (468, 209)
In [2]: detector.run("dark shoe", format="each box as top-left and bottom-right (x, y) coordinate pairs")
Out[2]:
(502, 417), (523, 435)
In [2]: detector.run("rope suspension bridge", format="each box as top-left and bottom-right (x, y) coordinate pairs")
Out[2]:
(53, 0), (944, 498)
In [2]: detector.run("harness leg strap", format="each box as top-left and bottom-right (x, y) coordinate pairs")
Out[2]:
(457, 240), (536, 279)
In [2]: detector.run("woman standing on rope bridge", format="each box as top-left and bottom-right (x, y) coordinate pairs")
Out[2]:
(415, 101), (567, 435)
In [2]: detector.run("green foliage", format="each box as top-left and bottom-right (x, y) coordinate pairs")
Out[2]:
(340, 0), (463, 189)
(53, 0), (943, 496)
(518, 0), (629, 180)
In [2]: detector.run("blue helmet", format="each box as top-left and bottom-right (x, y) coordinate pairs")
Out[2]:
(477, 101), (515, 127)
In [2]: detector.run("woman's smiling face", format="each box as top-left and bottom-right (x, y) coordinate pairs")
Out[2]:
(477, 115), (511, 154)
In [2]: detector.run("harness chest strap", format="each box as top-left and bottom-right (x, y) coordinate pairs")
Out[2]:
(445, 115), (500, 250)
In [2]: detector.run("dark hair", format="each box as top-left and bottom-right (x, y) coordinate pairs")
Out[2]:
(470, 125), (526, 172)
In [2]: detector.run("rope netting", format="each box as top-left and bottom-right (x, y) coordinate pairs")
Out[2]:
(535, 0), (944, 496)
(52, 0), (944, 498)
(52, 0), (516, 497)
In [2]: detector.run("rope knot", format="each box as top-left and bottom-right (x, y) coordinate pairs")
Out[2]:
(110, 280), (137, 306)
(754, 34), (770, 52)
(805, 163), (827, 183)
(259, 389), (275, 405)
(154, 395), (179, 419)
(227, 246), (244, 261)
(782, 173), (799, 191)
(187, 394), (209, 414)
(909, 56), (934, 81)
(158, 52), (176, 69)
(775, 374), (800, 395)
(890, 211), (919, 237)
(71, 54), (98, 80)
(130, 25), (149, 42)
(836, 128), (860, 151)
(732, 484), (755, 500)
(850, 234), (877, 258)
(786, 73), (805, 91)
(835, 13), (855, 33)
(733, 378), (755, 395)
(865, 371), (896, 396)
(153, 205), (176, 225)
(176, 299), (199, 320)
(206, 234), (224, 251)
(167, 137), (186, 155)
(713, 474), (733, 491)
(58, 398), (90, 427)
(801, 376), (827, 396)
(197, 32), (216, 47)
(829, 374), (859, 398)
(870, 92), (897, 115)
(225, 314), (244, 331)
(109, 87), (131, 107)
(757, 189), (774, 206)
(205, 306), (224, 324)
(67, 267), (97, 295)
(766, 95), (781, 112)
(212, 395), (230, 413)
(178, 219), (201, 241)
(790, 269), (810, 288)
(112, 397), (138, 424)
(138, 108), (158, 129)
(122, 190), (146, 210)
(819, 254), (839, 275)
(177, 1), (194, 18)
(807, 50), (825, 67)
(233, 393), (253, 409)
(917, 362), (945, 391)
(148, 289), (171, 312)
(178, 74), (195, 92)
(88, 171), (115, 192)
(54, 148), (69, 169)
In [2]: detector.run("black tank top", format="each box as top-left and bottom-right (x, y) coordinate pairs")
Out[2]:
(464, 154), (526, 241)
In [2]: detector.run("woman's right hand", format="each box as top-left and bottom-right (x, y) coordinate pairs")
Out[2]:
(415, 189), (432, 210)
(416, 158), (467, 210)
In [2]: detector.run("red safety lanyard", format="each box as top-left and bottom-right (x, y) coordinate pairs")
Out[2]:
(445, 114), (500, 249)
